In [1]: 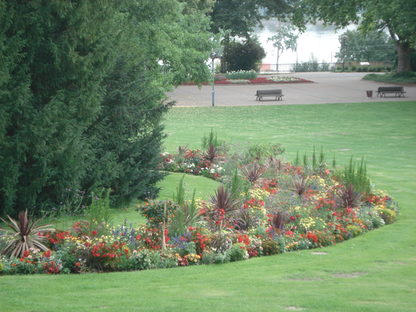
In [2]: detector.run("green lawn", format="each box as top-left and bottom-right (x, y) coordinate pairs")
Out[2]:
(1, 101), (416, 312)
(44, 173), (220, 230)
(363, 72), (416, 84)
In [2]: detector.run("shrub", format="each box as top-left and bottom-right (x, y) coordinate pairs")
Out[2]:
(261, 239), (281, 256)
(138, 200), (178, 229)
(227, 243), (249, 262)
(224, 70), (257, 80)
(117, 249), (154, 271)
(201, 250), (230, 264)
(2, 257), (42, 275)
(378, 207), (397, 224)
(346, 224), (363, 237)
(222, 39), (265, 72)
(86, 189), (112, 225)
(339, 157), (371, 196)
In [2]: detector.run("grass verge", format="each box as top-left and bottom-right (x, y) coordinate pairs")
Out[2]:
(363, 72), (416, 84)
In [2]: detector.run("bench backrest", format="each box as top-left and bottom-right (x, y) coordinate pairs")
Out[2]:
(256, 89), (282, 95)
(378, 86), (403, 92)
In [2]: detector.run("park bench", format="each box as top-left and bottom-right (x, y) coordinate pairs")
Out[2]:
(376, 86), (406, 97)
(255, 89), (283, 101)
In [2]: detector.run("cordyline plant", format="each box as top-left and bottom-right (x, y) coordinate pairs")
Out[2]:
(0, 210), (54, 258)
(241, 162), (267, 184)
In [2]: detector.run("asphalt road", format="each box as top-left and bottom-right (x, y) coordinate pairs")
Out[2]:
(167, 72), (416, 107)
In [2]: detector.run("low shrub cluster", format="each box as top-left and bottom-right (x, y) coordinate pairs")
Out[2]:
(334, 65), (392, 72)
(0, 141), (399, 275)
(292, 61), (331, 72)
(224, 70), (258, 80)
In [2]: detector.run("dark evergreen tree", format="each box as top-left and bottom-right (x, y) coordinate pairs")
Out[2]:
(222, 39), (266, 72)
(0, 0), (212, 216)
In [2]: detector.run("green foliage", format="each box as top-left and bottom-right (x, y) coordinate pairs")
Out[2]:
(201, 250), (230, 264)
(340, 158), (371, 196)
(268, 23), (298, 70)
(224, 70), (258, 80)
(363, 72), (416, 83)
(336, 30), (395, 63)
(292, 56), (329, 72)
(227, 243), (249, 262)
(261, 239), (281, 256)
(85, 189), (112, 225)
(201, 129), (222, 149)
(169, 176), (200, 236)
(378, 207), (397, 224)
(226, 169), (249, 201)
(290, 0), (416, 72)
(0, 0), (213, 216)
(210, 0), (290, 39)
(245, 143), (284, 163)
(222, 38), (266, 72)
(139, 200), (178, 229)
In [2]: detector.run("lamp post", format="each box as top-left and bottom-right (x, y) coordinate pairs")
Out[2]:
(210, 52), (221, 107)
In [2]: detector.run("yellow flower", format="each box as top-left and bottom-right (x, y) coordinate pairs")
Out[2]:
(249, 188), (269, 200)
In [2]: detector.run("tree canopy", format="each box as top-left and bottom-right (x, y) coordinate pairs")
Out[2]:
(336, 29), (396, 63)
(0, 0), (213, 216)
(221, 38), (266, 72)
(268, 23), (298, 71)
(290, 0), (416, 72)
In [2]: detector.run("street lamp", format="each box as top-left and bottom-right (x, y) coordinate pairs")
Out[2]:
(210, 52), (221, 107)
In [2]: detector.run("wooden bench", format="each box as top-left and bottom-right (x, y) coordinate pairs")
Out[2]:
(255, 89), (283, 101)
(376, 86), (406, 97)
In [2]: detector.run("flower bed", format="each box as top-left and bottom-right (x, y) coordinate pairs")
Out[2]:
(0, 143), (399, 274)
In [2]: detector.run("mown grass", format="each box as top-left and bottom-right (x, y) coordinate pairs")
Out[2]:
(363, 72), (416, 84)
(1, 101), (416, 312)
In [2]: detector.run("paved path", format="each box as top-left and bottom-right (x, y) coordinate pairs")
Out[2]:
(167, 72), (416, 107)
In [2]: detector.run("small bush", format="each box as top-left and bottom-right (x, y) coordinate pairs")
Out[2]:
(86, 189), (112, 225)
(225, 70), (257, 80)
(346, 224), (363, 237)
(378, 207), (397, 224)
(261, 239), (281, 256)
(201, 250), (230, 264)
(227, 243), (249, 262)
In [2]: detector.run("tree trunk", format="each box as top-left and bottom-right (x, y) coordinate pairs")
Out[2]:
(276, 48), (280, 72)
(395, 41), (412, 72)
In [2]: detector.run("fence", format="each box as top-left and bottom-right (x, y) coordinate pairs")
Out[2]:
(260, 62), (394, 73)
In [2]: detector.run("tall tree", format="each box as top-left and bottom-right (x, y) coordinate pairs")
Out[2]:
(210, 0), (291, 39)
(221, 38), (266, 72)
(209, 0), (291, 72)
(290, 0), (416, 72)
(0, 0), (213, 216)
(83, 0), (214, 207)
(336, 29), (396, 63)
(268, 23), (298, 71)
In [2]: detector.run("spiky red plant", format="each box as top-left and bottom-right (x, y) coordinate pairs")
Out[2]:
(0, 210), (54, 258)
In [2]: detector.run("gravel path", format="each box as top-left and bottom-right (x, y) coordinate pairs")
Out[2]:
(167, 72), (416, 107)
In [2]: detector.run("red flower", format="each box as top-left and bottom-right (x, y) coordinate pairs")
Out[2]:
(306, 232), (318, 243)
(285, 230), (294, 237)
(43, 250), (51, 258)
(237, 234), (250, 246)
